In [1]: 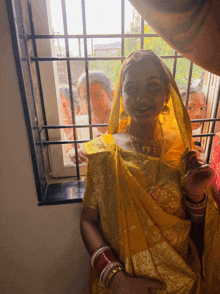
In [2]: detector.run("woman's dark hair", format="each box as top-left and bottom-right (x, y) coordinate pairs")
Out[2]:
(179, 87), (206, 104)
(59, 85), (81, 106)
(77, 71), (112, 98)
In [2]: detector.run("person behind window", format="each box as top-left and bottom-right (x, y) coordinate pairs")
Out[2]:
(180, 87), (207, 132)
(66, 71), (114, 164)
(80, 50), (219, 293)
(180, 87), (207, 159)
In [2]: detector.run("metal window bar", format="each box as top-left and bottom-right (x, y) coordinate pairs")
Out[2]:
(206, 82), (220, 163)
(28, 33), (160, 40)
(30, 55), (185, 62)
(61, 0), (80, 180)
(185, 61), (194, 109)
(140, 18), (144, 49)
(81, 0), (93, 141)
(172, 51), (178, 78)
(121, 0), (125, 59)
(28, 1), (49, 142)
(199, 73), (212, 142)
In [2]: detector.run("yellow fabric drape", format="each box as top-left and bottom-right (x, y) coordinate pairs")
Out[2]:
(83, 50), (220, 293)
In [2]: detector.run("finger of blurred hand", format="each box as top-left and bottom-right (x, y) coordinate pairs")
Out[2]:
(69, 155), (82, 164)
(78, 154), (88, 163)
(77, 156), (83, 164)
(80, 147), (88, 158)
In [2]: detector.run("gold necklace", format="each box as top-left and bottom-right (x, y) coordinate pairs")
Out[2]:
(126, 122), (163, 155)
(126, 122), (165, 201)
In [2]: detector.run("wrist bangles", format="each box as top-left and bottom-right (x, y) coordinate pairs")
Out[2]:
(182, 187), (208, 217)
(91, 246), (124, 288)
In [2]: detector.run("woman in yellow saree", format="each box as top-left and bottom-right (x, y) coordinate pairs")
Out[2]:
(80, 50), (220, 294)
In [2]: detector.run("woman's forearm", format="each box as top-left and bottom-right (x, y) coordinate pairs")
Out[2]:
(80, 218), (108, 256)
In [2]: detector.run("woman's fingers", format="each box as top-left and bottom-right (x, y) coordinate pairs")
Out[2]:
(183, 150), (197, 163)
(184, 165), (215, 196)
(145, 278), (167, 290)
(185, 152), (202, 173)
(78, 149), (88, 163)
(185, 164), (214, 179)
(78, 153), (88, 163)
(70, 155), (82, 164)
(69, 148), (88, 164)
(182, 150), (197, 172)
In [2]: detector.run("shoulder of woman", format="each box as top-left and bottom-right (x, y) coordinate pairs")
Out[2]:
(83, 134), (115, 156)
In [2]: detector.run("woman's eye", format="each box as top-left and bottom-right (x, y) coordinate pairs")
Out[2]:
(201, 107), (207, 111)
(68, 106), (72, 110)
(124, 87), (137, 94)
(94, 94), (100, 99)
(150, 82), (159, 87)
(148, 82), (160, 89)
(188, 106), (194, 111)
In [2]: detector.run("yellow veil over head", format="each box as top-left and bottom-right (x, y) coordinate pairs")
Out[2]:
(108, 49), (193, 154)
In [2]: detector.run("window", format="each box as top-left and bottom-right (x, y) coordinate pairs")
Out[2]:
(7, 0), (220, 205)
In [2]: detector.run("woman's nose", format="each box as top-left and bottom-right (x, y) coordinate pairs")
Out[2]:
(136, 94), (154, 105)
(194, 109), (202, 118)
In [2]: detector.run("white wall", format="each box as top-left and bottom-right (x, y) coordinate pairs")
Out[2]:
(0, 1), (90, 293)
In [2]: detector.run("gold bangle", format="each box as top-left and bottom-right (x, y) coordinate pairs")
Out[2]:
(105, 266), (124, 288)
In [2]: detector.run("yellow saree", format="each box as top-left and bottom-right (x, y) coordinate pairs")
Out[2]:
(83, 50), (220, 293)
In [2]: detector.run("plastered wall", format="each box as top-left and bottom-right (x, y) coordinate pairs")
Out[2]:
(0, 1), (90, 293)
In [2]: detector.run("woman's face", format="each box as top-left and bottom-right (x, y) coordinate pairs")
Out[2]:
(121, 59), (169, 123)
(187, 93), (207, 130)
(79, 83), (112, 119)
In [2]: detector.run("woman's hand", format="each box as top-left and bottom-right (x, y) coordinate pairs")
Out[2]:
(67, 146), (88, 164)
(109, 271), (167, 294)
(183, 150), (214, 202)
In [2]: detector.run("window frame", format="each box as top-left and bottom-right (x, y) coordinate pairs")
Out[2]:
(6, 0), (220, 205)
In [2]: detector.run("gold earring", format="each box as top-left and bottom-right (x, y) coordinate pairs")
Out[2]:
(120, 110), (129, 120)
(161, 103), (170, 115)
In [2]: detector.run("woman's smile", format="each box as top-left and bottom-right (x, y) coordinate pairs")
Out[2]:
(135, 105), (155, 114)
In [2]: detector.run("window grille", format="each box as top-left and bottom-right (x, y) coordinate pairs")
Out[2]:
(6, 0), (220, 205)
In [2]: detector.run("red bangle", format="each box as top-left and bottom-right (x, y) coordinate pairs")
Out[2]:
(94, 250), (119, 276)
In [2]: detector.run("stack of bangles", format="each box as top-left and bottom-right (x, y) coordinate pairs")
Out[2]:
(91, 246), (124, 288)
(182, 187), (208, 219)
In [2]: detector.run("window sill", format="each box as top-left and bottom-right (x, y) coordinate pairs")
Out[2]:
(38, 181), (86, 206)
